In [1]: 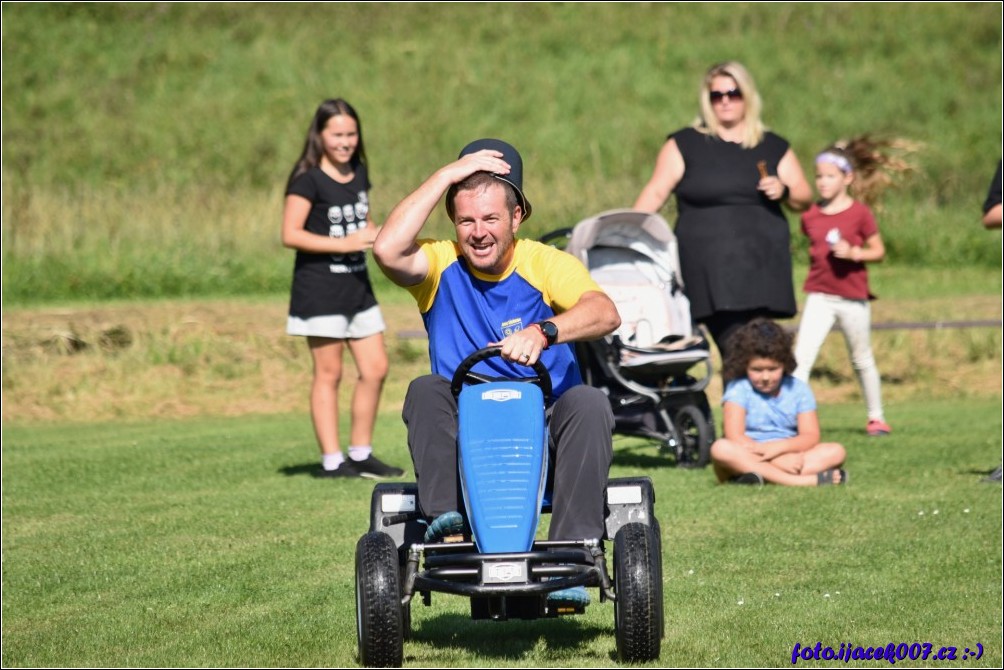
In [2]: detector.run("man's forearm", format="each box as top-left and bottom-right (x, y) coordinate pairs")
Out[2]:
(548, 291), (621, 344)
(373, 169), (452, 285)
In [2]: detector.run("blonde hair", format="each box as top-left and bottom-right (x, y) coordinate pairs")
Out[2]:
(818, 135), (920, 208)
(694, 61), (764, 149)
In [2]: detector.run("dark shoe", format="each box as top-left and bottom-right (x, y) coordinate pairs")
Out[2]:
(981, 466), (1002, 484)
(351, 455), (405, 480)
(729, 472), (764, 486)
(546, 585), (591, 609)
(313, 461), (363, 479)
(817, 468), (848, 486)
(423, 511), (466, 543)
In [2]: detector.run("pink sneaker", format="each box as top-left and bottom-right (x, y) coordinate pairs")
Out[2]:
(867, 419), (892, 437)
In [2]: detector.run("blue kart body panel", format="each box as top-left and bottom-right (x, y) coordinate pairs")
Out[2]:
(458, 381), (549, 554)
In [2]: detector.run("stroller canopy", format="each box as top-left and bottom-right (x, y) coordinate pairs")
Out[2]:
(566, 209), (695, 347)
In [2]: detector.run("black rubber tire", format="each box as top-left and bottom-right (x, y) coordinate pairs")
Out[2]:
(613, 523), (662, 662)
(355, 532), (404, 668)
(673, 404), (713, 469)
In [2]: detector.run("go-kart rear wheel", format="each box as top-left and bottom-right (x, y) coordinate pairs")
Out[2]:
(613, 522), (662, 662)
(673, 404), (712, 469)
(355, 532), (404, 668)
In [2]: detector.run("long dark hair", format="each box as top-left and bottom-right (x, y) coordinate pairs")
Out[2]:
(285, 98), (367, 191)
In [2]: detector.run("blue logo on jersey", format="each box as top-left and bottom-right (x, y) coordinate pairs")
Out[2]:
(501, 317), (524, 337)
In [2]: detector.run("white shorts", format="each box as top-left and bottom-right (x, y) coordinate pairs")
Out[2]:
(286, 304), (386, 339)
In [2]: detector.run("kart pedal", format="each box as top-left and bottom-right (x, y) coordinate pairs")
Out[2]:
(548, 602), (587, 616)
(546, 585), (590, 615)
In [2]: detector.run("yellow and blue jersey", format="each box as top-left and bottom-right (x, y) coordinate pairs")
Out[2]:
(403, 238), (602, 399)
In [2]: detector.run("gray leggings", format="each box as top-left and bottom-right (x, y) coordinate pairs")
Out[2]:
(402, 375), (614, 542)
(793, 292), (885, 421)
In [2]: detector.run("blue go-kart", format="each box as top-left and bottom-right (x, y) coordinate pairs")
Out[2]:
(354, 347), (664, 667)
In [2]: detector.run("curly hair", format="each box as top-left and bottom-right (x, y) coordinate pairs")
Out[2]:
(721, 318), (797, 382)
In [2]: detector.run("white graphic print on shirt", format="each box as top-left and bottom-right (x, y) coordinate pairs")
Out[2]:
(327, 191), (369, 273)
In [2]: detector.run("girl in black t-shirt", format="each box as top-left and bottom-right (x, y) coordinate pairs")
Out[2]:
(282, 98), (402, 480)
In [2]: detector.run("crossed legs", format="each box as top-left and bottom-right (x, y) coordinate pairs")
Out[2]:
(710, 438), (846, 486)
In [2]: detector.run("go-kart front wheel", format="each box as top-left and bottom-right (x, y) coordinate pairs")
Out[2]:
(613, 522), (662, 662)
(355, 532), (404, 668)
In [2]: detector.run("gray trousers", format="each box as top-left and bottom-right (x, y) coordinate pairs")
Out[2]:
(402, 375), (614, 542)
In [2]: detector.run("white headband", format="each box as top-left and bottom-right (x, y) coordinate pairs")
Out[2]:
(816, 152), (853, 174)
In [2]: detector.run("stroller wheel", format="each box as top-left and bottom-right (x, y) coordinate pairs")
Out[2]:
(672, 405), (712, 469)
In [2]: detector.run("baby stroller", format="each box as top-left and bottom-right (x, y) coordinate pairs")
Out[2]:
(539, 209), (715, 467)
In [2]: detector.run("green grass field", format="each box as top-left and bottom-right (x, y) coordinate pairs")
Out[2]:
(2, 399), (1000, 667)
(2, 4), (1001, 667)
(2, 3), (1001, 304)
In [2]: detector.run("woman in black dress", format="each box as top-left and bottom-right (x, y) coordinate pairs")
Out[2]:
(634, 61), (813, 361)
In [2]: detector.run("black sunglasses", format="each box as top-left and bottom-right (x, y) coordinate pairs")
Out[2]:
(709, 88), (743, 103)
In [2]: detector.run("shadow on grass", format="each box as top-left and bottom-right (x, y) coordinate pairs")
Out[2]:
(961, 465), (1003, 483)
(408, 611), (616, 661)
(277, 462), (319, 477)
(611, 439), (714, 472)
(277, 445), (706, 474)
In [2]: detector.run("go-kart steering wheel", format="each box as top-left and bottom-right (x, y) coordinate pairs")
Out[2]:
(450, 346), (553, 403)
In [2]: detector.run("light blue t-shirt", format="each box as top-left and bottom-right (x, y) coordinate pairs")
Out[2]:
(721, 375), (817, 442)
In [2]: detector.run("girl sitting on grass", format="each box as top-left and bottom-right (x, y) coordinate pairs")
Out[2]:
(710, 318), (847, 486)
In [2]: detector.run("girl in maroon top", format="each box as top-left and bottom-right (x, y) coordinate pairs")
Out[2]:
(792, 136), (916, 437)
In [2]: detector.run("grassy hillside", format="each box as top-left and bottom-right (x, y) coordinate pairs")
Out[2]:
(2, 3), (1002, 304)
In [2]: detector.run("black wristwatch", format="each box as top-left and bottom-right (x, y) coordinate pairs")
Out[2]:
(535, 320), (558, 348)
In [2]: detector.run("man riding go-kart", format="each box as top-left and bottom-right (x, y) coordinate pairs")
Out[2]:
(374, 137), (620, 583)
(359, 138), (662, 666)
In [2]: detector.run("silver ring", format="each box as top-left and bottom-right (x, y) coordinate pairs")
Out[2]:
(522, 354), (530, 360)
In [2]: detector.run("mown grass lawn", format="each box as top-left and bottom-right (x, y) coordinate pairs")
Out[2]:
(2, 397), (1000, 667)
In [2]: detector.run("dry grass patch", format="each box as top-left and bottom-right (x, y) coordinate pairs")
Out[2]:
(2, 295), (1000, 425)
(2, 298), (429, 424)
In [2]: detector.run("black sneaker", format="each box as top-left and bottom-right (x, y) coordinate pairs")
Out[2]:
(313, 460), (363, 479)
(729, 472), (765, 486)
(546, 585), (591, 609)
(351, 455), (405, 479)
(423, 511), (466, 543)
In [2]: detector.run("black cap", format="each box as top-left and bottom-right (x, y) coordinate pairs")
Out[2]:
(457, 138), (532, 221)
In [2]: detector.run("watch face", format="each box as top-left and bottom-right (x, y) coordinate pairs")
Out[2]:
(541, 321), (558, 344)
